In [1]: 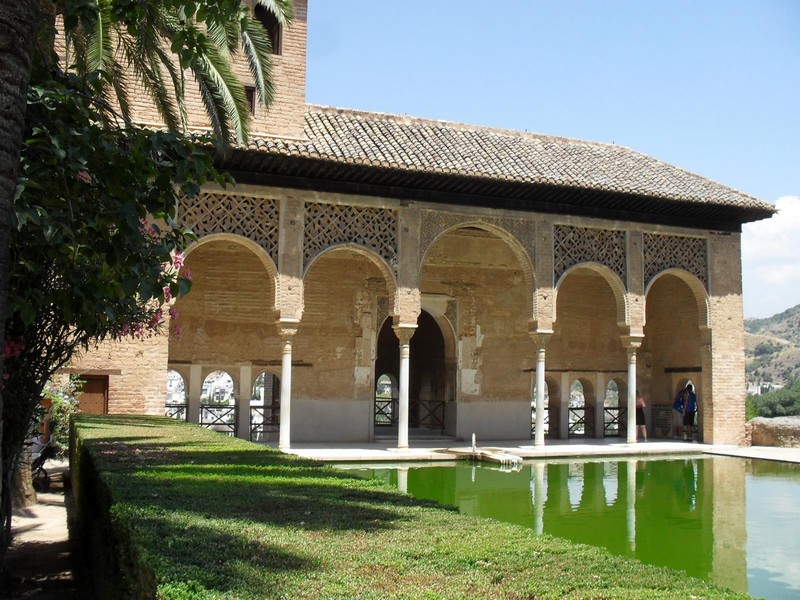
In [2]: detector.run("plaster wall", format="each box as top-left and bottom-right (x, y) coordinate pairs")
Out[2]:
(452, 400), (532, 441)
(291, 398), (371, 442)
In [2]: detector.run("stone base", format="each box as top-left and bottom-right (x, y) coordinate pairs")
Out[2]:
(746, 416), (800, 448)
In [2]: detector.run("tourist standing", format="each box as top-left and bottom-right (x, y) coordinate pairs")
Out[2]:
(682, 384), (698, 441)
(635, 390), (648, 442)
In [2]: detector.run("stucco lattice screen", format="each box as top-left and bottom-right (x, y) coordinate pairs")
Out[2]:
(643, 233), (707, 288)
(178, 193), (279, 262)
(554, 225), (626, 284)
(304, 203), (397, 270)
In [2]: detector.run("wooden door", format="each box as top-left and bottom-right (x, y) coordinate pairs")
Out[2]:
(79, 376), (109, 414)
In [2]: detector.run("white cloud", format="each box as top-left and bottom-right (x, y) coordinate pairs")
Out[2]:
(742, 196), (800, 318)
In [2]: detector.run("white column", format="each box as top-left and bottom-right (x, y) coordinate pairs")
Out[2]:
(531, 332), (552, 447)
(236, 365), (252, 440)
(394, 325), (416, 450)
(595, 372), (606, 440)
(621, 336), (642, 445)
(188, 364), (202, 424)
(278, 326), (297, 450)
(626, 349), (638, 444)
(560, 372), (570, 439)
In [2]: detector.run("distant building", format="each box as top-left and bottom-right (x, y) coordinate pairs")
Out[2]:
(67, 0), (774, 447)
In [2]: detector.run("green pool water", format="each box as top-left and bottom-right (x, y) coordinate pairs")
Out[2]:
(339, 456), (800, 599)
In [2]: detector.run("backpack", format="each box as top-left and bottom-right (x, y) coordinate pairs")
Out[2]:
(673, 394), (684, 412)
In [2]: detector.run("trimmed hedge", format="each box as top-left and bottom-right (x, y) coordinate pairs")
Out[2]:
(71, 415), (748, 599)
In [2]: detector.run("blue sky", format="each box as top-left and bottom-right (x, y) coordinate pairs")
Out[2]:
(306, 1), (800, 318)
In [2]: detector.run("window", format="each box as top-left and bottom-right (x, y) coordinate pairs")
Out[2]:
(254, 5), (282, 55)
(245, 86), (256, 115)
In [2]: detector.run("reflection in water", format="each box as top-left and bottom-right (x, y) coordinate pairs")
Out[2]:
(345, 457), (800, 599)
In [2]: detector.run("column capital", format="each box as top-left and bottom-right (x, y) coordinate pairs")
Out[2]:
(276, 318), (300, 339)
(528, 324), (554, 349)
(392, 323), (417, 344)
(620, 334), (644, 351)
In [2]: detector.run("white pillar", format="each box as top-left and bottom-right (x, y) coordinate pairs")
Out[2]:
(626, 349), (638, 444)
(236, 365), (252, 440)
(188, 364), (202, 424)
(621, 336), (642, 445)
(531, 332), (551, 447)
(394, 325), (416, 450)
(278, 333), (295, 450)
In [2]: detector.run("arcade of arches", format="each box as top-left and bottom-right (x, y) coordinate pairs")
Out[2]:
(68, 193), (748, 447)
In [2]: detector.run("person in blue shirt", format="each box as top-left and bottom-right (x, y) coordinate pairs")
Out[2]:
(681, 384), (698, 441)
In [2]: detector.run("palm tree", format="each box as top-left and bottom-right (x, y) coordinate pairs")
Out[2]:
(63, 0), (293, 144)
(0, 0), (293, 558)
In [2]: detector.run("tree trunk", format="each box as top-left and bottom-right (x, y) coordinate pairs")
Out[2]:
(11, 446), (35, 509)
(0, 0), (40, 561)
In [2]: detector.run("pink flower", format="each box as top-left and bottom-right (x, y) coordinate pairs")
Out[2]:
(76, 170), (92, 183)
(168, 306), (179, 320)
(163, 286), (172, 303)
(182, 268), (192, 282)
(149, 309), (164, 328)
(173, 253), (185, 269)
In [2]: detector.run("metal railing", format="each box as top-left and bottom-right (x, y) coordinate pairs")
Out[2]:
(604, 407), (627, 437)
(200, 405), (237, 436)
(530, 406), (550, 437)
(165, 403), (187, 420)
(250, 404), (280, 442)
(374, 398), (445, 431)
(568, 407), (586, 436)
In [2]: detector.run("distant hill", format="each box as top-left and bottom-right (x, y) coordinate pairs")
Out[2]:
(744, 304), (800, 387)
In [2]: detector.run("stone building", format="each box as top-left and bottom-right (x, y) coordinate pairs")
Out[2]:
(67, 0), (774, 447)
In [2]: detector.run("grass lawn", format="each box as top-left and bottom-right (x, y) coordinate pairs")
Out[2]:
(72, 415), (748, 599)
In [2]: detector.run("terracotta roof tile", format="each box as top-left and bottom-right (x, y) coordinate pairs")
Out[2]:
(248, 105), (774, 213)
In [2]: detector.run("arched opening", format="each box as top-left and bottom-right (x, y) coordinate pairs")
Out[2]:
(374, 373), (397, 426)
(298, 246), (394, 442)
(169, 237), (280, 436)
(165, 370), (186, 420)
(531, 377), (559, 438)
(420, 224), (534, 440)
(250, 371), (280, 442)
(643, 273), (705, 439)
(568, 378), (595, 438)
(200, 370), (236, 436)
(374, 310), (450, 436)
(603, 378), (628, 437)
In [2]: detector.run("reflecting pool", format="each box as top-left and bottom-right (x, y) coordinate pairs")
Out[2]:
(339, 456), (800, 599)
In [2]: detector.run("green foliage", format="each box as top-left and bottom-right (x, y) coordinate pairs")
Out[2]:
(753, 341), (781, 356)
(61, 0), (293, 145)
(747, 379), (800, 418)
(71, 416), (749, 599)
(41, 377), (83, 459)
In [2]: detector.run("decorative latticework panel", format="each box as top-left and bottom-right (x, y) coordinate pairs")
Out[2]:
(304, 203), (397, 270)
(643, 233), (707, 288)
(179, 193), (279, 262)
(554, 225), (626, 284)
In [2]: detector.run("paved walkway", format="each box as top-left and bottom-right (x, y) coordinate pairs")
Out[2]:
(1, 461), (83, 599)
(275, 437), (800, 464)
(2, 442), (797, 598)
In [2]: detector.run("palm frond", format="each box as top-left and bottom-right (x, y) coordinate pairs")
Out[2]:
(240, 14), (275, 110)
(191, 62), (230, 147)
(86, 0), (114, 72)
(192, 44), (251, 144)
(254, 0), (294, 26)
(108, 60), (134, 128)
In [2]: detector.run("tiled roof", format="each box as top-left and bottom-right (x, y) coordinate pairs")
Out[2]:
(246, 104), (774, 217)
